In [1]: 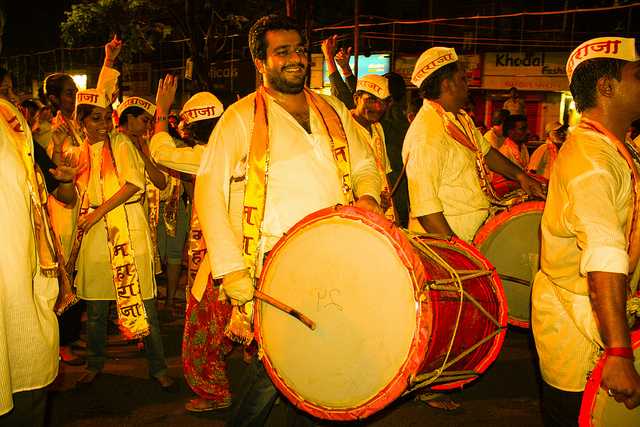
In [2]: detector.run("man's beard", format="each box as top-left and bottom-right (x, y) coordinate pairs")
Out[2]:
(266, 66), (306, 94)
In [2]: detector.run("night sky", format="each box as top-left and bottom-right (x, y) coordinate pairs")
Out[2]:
(1, 0), (67, 56)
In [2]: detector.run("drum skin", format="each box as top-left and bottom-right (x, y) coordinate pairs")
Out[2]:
(579, 329), (640, 427)
(474, 201), (545, 328)
(254, 205), (507, 421)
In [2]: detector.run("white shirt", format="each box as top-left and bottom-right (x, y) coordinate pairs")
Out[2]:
(0, 101), (59, 414)
(532, 123), (632, 391)
(196, 91), (382, 278)
(150, 131), (205, 175)
(402, 100), (491, 242)
(352, 119), (392, 176)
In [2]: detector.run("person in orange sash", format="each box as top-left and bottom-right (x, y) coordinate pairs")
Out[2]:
(0, 98), (76, 426)
(195, 14), (382, 427)
(483, 109), (510, 150)
(527, 121), (567, 179)
(72, 87), (175, 391)
(402, 47), (544, 244)
(531, 36), (640, 426)
(490, 114), (530, 194)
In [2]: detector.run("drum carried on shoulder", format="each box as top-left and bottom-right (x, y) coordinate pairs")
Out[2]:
(579, 329), (640, 426)
(474, 201), (545, 328)
(254, 206), (507, 421)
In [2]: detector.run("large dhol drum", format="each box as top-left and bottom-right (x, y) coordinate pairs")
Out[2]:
(473, 201), (545, 328)
(579, 329), (640, 426)
(254, 206), (507, 421)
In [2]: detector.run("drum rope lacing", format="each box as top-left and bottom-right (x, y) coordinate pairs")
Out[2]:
(403, 232), (504, 392)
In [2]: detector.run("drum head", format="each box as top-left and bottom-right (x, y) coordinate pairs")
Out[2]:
(255, 207), (422, 420)
(474, 202), (544, 328)
(579, 330), (640, 427)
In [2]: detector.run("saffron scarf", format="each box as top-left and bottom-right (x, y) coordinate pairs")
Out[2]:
(241, 87), (354, 277)
(425, 100), (526, 207)
(74, 137), (150, 339)
(0, 102), (58, 277)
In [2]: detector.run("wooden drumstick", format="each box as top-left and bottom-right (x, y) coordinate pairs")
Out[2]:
(254, 289), (317, 331)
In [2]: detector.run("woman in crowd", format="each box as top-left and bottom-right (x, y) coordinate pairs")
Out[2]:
(72, 85), (174, 391)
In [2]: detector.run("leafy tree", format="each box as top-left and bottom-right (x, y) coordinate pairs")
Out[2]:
(61, 0), (279, 90)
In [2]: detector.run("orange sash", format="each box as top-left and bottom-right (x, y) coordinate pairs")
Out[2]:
(425, 100), (525, 207)
(74, 137), (150, 339)
(241, 87), (354, 278)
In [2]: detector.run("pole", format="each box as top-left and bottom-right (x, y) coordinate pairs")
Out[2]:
(354, 0), (360, 79)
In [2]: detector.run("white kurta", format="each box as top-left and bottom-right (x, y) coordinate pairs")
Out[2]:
(75, 132), (156, 300)
(402, 100), (491, 242)
(532, 123), (631, 391)
(0, 101), (58, 415)
(150, 132), (205, 175)
(195, 91), (382, 278)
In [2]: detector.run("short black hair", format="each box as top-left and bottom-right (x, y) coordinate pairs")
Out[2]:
(187, 118), (218, 143)
(249, 15), (304, 61)
(119, 106), (146, 127)
(491, 109), (510, 126)
(39, 73), (74, 106)
(503, 114), (528, 136)
(419, 62), (459, 100)
(569, 58), (625, 113)
(383, 72), (406, 102)
(76, 104), (98, 124)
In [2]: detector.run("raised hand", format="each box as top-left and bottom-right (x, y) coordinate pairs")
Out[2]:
(335, 46), (353, 73)
(105, 35), (123, 65)
(155, 74), (177, 114)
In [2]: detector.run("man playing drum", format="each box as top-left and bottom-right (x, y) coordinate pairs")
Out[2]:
(402, 47), (544, 243)
(194, 14), (382, 426)
(531, 36), (640, 426)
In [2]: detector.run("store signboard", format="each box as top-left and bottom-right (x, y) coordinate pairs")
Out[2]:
(482, 52), (568, 91)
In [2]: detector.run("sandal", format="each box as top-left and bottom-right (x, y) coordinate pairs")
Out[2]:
(76, 370), (100, 386)
(154, 374), (178, 393)
(185, 397), (232, 413)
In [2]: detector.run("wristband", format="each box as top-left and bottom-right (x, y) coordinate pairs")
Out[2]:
(605, 347), (634, 360)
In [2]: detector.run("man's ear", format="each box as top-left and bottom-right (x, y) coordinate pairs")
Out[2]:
(596, 75), (615, 99)
(440, 77), (451, 95)
(254, 58), (265, 75)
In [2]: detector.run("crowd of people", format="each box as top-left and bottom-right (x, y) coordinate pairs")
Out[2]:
(1, 12), (640, 427)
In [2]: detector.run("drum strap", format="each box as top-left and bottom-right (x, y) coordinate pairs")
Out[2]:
(423, 100), (525, 207)
(242, 87), (354, 278)
(579, 118), (640, 322)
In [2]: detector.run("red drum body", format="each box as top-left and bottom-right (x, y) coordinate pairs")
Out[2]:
(474, 201), (545, 328)
(254, 206), (507, 421)
(579, 329), (640, 426)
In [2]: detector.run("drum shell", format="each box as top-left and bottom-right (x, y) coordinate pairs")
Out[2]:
(474, 201), (545, 328)
(579, 329), (640, 427)
(255, 206), (507, 420)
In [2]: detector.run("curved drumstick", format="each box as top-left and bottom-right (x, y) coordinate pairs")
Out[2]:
(254, 289), (316, 330)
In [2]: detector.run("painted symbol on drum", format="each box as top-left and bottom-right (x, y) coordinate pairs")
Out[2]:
(314, 288), (343, 312)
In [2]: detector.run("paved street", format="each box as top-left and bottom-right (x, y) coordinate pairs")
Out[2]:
(47, 302), (545, 427)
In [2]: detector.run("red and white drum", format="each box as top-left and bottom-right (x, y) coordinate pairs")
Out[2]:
(254, 206), (507, 421)
(579, 330), (640, 427)
(473, 201), (545, 328)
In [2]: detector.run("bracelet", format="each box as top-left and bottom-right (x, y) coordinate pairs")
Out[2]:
(605, 347), (634, 360)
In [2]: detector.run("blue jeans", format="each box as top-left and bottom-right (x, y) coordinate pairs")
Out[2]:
(86, 299), (168, 378)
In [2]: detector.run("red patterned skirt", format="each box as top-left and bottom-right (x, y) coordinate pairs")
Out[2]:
(182, 279), (233, 402)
